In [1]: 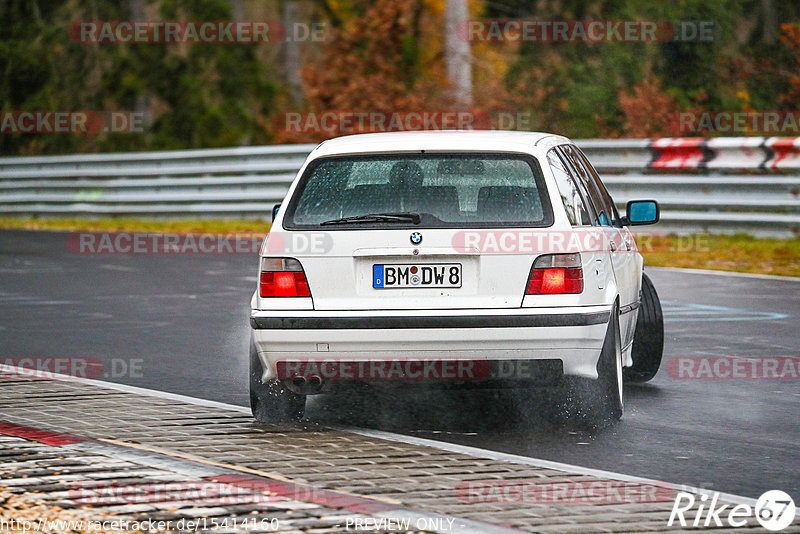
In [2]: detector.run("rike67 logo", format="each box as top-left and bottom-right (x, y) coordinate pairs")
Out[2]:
(669, 490), (796, 531)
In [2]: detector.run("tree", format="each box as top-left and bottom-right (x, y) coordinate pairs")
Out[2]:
(616, 78), (679, 137)
(779, 23), (800, 107)
(0, 0), (278, 154)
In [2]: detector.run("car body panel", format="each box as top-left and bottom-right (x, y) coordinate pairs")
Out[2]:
(251, 130), (648, 386)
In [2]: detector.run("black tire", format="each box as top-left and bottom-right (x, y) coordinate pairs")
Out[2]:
(548, 304), (624, 426)
(624, 273), (664, 383)
(249, 339), (305, 423)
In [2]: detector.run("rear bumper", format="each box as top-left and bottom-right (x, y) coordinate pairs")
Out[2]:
(250, 310), (608, 329)
(250, 306), (611, 384)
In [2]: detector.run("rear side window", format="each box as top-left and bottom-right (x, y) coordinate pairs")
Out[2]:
(558, 145), (613, 227)
(284, 153), (554, 228)
(573, 147), (621, 225)
(547, 149), (592, 226)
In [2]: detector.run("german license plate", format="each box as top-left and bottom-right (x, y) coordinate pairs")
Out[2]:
(373, 264), (462, 289)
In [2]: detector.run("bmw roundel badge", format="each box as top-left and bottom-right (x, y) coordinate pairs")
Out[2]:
(410, 232), (423, 245)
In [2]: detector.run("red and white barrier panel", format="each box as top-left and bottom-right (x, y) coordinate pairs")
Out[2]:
(647, 137), (800, 170)
(705, 137), (767, 169)
(764, 137), (800, 169)
(650, 138), (707, 169)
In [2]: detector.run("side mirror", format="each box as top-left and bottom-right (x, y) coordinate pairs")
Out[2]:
(272, 204), (281, 221)
(624, 200), (659, 226)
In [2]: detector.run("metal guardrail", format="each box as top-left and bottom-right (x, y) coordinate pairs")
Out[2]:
(1, 139), (798, 237)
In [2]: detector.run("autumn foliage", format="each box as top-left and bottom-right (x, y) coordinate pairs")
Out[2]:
(3, 0), (800, 155)
(617, 79), (680, 137)
(282, 0), (519, 143)
(280, 0), (449, 142)
(780, 24), (800, 108)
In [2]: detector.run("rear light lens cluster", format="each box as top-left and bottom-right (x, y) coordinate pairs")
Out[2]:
(260, 258), (311, 297)
(526, 253), (583, 294)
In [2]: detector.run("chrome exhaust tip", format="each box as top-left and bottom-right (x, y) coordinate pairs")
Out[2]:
(308, 375), (323, 388)
(286, 375), (324, 394)
(292, 376), (307, 388)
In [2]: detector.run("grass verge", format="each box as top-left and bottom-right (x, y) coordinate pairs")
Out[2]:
(0, 217), (798, 277)
(636, 233), (800, 277)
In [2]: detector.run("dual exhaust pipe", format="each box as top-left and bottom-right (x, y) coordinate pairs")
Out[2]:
(287, 374), (324, 394)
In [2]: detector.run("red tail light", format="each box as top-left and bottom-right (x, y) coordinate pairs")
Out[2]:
(260, 258), (311, 297)
(527, 254), (583, 294)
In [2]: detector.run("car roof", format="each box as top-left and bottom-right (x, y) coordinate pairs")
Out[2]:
(309, 130), (572, 158)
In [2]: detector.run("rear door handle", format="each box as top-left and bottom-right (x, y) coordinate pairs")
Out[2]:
(624, 236), (633, 250)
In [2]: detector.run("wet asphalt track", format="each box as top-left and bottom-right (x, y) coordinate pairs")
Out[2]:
(0, 229), (798, 500)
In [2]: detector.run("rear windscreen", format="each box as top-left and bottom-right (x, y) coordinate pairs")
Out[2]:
(283, 153), (553, 228)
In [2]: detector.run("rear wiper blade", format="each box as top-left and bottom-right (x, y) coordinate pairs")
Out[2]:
(320, 212), (421, 226)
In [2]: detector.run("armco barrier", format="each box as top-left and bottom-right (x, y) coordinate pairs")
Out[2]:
(0, 138), (798, 237)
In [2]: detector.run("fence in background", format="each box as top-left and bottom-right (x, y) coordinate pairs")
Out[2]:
(1, 138), (798, 237)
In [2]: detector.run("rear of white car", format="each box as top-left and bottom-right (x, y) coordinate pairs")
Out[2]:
(249, 131), (659, 424)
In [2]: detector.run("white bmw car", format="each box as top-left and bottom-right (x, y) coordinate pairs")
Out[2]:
(249, 131), (663, 425)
